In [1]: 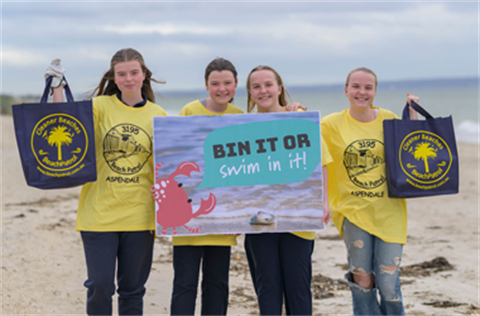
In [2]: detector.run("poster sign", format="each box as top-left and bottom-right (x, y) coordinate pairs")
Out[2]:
(152, 112), (326, 236)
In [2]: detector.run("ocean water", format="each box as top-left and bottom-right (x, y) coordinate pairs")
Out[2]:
(157, 86), (479, 144)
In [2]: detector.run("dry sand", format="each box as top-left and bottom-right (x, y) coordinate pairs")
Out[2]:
(1, 114), (479, 315)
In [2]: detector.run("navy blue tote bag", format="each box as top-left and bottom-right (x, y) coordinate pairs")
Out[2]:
(383, 101), (459, 198)
(12, 76), (97, 189)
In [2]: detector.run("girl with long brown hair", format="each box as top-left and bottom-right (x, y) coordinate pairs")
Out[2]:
(49, 48), (167, 315)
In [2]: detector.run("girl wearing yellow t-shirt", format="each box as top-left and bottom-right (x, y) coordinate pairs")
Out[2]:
(321, 67), (419, 315)
(49, 48), (168, 315)
(244, 65), (331, 316)
(170, 58), (243, 316)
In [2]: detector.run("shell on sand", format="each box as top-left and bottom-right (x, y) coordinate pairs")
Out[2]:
(249, 211), (275, 225)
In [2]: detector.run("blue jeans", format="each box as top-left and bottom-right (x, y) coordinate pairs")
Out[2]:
(342, 218), (405, 316)
(170, 246), (230, 316)
(245, 233), (314, 316)
(81, 231), (154, 316)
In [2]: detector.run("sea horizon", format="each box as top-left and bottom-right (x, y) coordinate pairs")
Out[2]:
(159, 76), (479, 96)
(3, 76), (478, 99)
(3, 76), (478, 144)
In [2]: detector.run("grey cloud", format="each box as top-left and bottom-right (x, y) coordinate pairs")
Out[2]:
(2, 1), (478, 95)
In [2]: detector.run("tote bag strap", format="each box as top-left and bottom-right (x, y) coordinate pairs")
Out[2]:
(40, 76), (75, 103)
(402, 100), (434, 120)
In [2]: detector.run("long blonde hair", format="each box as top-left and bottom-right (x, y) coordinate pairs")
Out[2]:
(89, 48), (165, 102)
(246, 65), (292, 113)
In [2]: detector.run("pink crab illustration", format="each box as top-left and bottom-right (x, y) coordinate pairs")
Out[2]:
(152, 162), (216, 235)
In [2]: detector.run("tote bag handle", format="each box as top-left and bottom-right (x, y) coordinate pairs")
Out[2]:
(40, 76), (75, 103)
(402, 100), (434, 121)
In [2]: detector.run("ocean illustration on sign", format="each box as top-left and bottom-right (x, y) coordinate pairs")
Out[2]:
(152, 111), (326, 236)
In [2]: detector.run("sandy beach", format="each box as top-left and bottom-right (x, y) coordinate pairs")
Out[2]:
(1, 114), (479, 315)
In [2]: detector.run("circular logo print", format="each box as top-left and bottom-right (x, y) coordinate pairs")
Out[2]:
(31, 113), (89, 173)
(343, 139), (385, 189)
(399, 131), (452, 185)
(103, 123), (152, 175)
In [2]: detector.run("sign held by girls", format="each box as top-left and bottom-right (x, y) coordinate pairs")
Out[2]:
(152, 111), (326, 236)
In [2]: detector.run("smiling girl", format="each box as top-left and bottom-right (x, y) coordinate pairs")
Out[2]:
(49, 48), (167, 316)
(171, 58), (243, 316)
(179, 58), (243, 116)
(321, 67), (418, 315)
(244, 65), (331, 316)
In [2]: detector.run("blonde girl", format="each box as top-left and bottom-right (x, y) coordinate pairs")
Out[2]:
(244, 65), (331, 316)
(321, 67), (418, 315)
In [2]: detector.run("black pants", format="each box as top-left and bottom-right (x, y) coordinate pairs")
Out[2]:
(245, 233), (314, 316)
(81, 231), (154, 316)
(170, 245), (231, 315)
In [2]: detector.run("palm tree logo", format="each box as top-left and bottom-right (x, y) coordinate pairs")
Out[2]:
(413, 142), (437, 173)
(45, 125), (74, 161)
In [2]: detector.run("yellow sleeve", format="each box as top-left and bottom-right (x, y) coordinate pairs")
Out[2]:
(179, 106), (190, 116)
(226, 103), (244, 114)
(321, 136), (333, 166)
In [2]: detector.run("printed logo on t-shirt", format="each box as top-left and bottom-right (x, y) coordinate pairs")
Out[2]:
(399, 130), (452, 190)
(343, 139), (385, 189)
(103, 123), (152, 175)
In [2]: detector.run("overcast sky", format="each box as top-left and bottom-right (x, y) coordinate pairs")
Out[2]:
(1, 1), (479, 96)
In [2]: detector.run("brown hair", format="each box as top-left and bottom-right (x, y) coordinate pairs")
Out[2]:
(204, 58), (237, 103)
(345, 67), (378, 91)
(246, 65), (292, 113)
(204, 57), (238, 83)
(89, 48), (165, 102)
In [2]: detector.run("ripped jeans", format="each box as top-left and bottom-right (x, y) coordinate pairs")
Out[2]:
(342, 218), (405, 316)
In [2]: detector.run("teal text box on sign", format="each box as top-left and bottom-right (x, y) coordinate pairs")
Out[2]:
(197, 118), (321, 189)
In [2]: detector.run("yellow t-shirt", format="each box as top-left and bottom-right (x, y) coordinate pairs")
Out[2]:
(321, 107), (407, 244)
(291, 135), (333, 240)
(76, 95), (168, 231)
(172, 99), (244, 246)
(179, 100), (243, 116)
